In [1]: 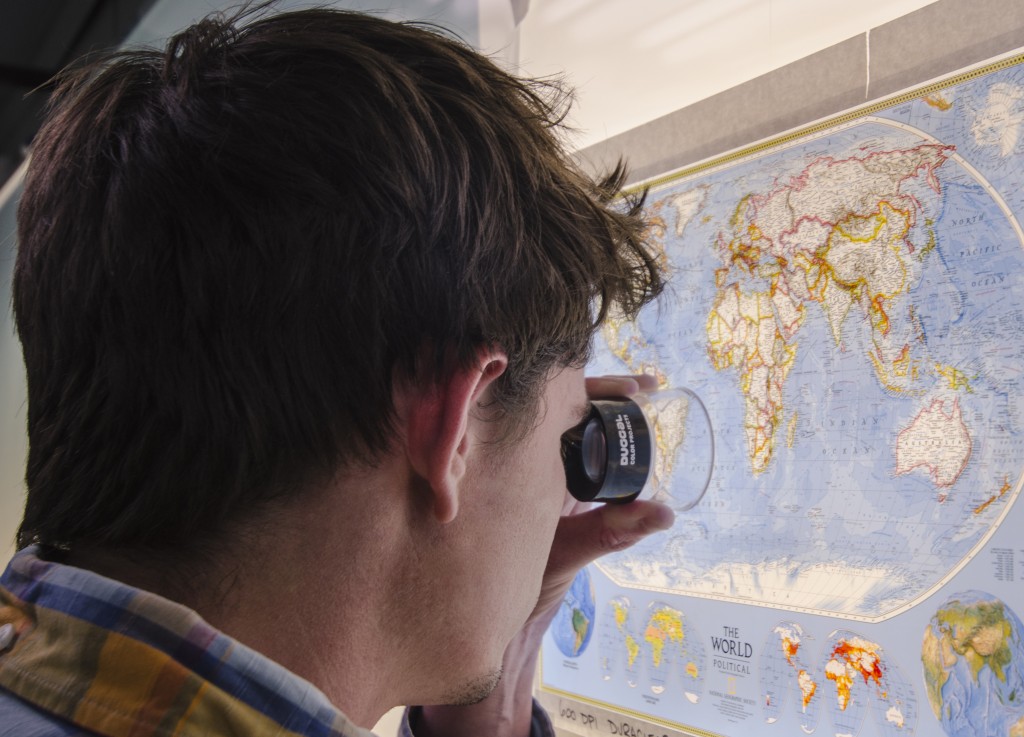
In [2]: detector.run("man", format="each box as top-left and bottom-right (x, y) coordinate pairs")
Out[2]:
(0, 6), (673, 736)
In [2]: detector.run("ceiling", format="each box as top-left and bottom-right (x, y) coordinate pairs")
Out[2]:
(0, 0), (157, 187)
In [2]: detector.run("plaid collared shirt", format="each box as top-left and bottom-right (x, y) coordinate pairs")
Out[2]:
(0, 547), (554, 737)
(0, 546), (377, 736)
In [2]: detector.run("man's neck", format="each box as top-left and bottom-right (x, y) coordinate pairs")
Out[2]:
(65, 471), (424, 728)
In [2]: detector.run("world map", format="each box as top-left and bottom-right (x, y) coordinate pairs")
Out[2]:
(590, 60), (1024, 623)
(542, 51), (1024, 737)
(759, 622), (918, 735)
(596, 595), (707, 701)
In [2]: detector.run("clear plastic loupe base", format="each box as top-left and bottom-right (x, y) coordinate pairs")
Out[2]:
(630, 387), (714, 511)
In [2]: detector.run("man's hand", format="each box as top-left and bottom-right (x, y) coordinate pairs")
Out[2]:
(412, 375), (675, 737)
(528, 374), (674, 628)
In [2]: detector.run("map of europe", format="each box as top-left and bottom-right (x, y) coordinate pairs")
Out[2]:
(588, 59), (1024, 623)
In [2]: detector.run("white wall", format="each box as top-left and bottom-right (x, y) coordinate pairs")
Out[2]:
(0, 168), (27, 571)
(517, 0), (940, 150)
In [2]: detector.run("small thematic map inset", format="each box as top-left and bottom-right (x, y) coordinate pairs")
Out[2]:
(543, 50), (1024, 737)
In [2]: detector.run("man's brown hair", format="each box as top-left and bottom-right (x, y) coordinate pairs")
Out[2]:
(14, 6), (662, 552)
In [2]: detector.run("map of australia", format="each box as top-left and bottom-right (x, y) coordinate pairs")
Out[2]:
(588, 62), (1024, 621)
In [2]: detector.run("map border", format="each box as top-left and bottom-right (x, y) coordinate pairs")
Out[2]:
(627, 48), (1024, 194)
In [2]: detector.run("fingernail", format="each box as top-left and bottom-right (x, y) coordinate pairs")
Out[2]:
(648, 505), (675, 531)
(600, 502), (675, 552)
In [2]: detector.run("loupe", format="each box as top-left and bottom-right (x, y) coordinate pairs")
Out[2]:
(561, 388), (714, 508)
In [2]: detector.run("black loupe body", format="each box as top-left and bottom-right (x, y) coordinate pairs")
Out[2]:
(561, 398), (653, 504)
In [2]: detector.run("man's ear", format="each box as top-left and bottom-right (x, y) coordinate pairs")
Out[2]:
(400, 349), (508, 524)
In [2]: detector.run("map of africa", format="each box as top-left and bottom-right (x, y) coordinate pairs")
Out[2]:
(590, 62), (1024, 623)
(542, 50), (1024, 737)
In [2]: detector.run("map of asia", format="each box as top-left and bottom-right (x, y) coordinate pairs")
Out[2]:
(542, 50), (1024, 737)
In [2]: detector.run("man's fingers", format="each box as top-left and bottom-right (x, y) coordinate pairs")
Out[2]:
(584, 376), (638, 398)
(629, 374), (660, 392)
(584, 373), (660, 400)
(546, 500), (675, 582)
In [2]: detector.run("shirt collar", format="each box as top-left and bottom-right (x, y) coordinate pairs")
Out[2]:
(0, 546), (373, 737)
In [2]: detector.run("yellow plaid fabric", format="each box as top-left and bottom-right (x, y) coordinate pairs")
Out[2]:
(0, 547), (375, 737)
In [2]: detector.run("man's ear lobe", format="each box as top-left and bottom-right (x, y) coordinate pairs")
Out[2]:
(401, 349), (508, 524)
